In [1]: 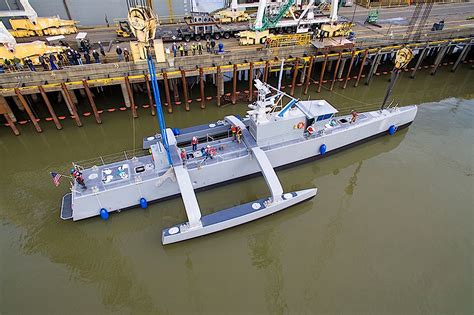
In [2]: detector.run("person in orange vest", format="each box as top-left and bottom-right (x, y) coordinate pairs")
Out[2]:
(191, 136), (198, 151)
(180, 148), (187, 165)
(231, 125), (237, 141)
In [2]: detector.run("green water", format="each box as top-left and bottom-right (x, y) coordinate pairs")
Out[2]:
(0, 66), (473, 314)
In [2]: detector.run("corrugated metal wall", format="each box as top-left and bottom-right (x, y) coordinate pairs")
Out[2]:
(20, 0), (193, 26)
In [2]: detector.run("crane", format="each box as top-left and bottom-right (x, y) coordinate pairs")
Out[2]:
(125, 0), (171, 163)
(254, 0), (295, 32)
(381, 47), (414, 110)
(126, 0), (158, 60)
(253, 0), (339, 33)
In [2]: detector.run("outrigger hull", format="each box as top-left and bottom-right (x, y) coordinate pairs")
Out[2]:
(162, 189), (317, 245)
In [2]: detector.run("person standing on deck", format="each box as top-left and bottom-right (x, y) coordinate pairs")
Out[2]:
(350, 110), (358, 123)
(66, 50), (74, 65)
(49, 53), (58, 70)
(179, 44), (184, 56)
(83, 51), (91, 64)
(184, 43), (189, 56)
(123, 48), (130, 62)
(24, 57), (35, 71)
(92, 50), (100, 63)
(71, 169), (87, 190)
(210, 40), (216, 54)
(172, 42), (177, 57)
(197, 42), (203, 55)
(180, 148), (187, 165)
(191, 42), (197, 56)
(57, 53), (64, 68)
(191, 137), (198, 151)
(12, 56), (23, 70)
(236, 126), (242, 144)
(206, 40), (211, 53)
(98, 41), (106, 57)
(75, 50), (83, 65)
(231, 125), (237, 141)
(116, 46), (123, 62)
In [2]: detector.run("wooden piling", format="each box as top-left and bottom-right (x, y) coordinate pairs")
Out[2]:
(4, 112), (19, 135)
(38, 85), (62, 129)
(431, 45), (449, 75)
(452, 41), (472, 72)
(180, 70), (190, 111)
(81, 80), (101, 124)
(61, 83), (82, 126)
(145, 75), (155, 115)
(318, 54), (328, 93)
(354, 49), (369, 87)
(232, 64), (237, 105)
(199, 67), (206, 109)
(330, 52), (342, 91)
(0, 97), (19, 135)
(290, 58), (299, 96)
(365, 51), (381, 85)
(263, 60), (269, 83)
(124, 76), (137, 118)
(249, 62), (254, 102)
(14, 88), (42, 133)
(304, 56), (314, 95)
(162, 71), (173, 113)
(216, 65), (222, 107)
(410, 46), (428, 78)
(342, 50), (356, 89)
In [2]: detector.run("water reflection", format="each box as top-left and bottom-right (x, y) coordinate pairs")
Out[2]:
(248, 228), (288, 315)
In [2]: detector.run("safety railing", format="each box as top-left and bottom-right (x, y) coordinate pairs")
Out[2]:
(73, 148), (148, 170)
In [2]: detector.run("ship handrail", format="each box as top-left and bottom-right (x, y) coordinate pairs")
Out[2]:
(72, 148), (148, 169)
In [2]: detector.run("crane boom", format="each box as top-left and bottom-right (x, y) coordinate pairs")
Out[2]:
(254, 0), (295, 32)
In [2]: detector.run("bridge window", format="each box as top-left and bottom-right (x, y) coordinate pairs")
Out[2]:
(316, 115), (325, 121)
(323, 114), (333, 120)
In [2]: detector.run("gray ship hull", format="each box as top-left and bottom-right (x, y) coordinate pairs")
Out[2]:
(62, 106), (417, 221)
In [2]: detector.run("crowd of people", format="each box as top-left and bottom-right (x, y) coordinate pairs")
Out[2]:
(168, 39), (224, 58)
(1, 37), (225, 73)
(0, 40), (133, 73)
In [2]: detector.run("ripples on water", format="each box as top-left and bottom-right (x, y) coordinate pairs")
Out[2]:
(0, 67), (473, 314)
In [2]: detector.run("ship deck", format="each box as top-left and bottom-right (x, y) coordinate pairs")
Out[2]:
(73, 154), (165, 197)
(73, 110), (382, 197)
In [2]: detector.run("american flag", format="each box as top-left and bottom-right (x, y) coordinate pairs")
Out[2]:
(50, 172), (62, 187)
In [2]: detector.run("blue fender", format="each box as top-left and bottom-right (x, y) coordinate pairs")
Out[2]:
(140, 197), (148, 209)
(320, 144), (327, 155)
(100, 208), (109, 220)
(172, 128), (181, 136)
(388, 125), (397, 135)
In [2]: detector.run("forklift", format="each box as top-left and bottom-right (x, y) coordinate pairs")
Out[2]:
(116, 20), (134, 38)
(364, 10), (382, 28)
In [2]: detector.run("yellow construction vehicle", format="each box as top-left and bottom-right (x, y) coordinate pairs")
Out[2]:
(237, 30), (270, 45)
(213, 9), (250, 23)
(319, 22), (353, 38)
(9, 17), (77, 37)
(238, 30), (311, 47)
(115, 20), (133, 38)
